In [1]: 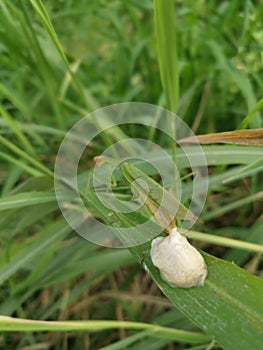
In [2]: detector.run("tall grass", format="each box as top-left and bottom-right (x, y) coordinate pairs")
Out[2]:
(0, 1), (262, 349)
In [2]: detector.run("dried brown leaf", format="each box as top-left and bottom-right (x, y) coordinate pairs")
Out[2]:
(179, 129), (263, 146)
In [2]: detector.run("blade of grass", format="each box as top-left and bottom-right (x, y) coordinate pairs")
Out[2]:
(1, 163), (23, 196)
(0, 219), (71, 286)
(186, 230), (263, 254)
(154, 0), (179, 113)
(2, 0), (64, 129)
(223, 220), (263, 265)
(154, 0), (179, 185)
(0, 135), (53, 177)
(208, 40), (261, 128)
(203, 191), (263, 221)
(0, 192), (58, 211)
(82, 146), (263, 182)
(0, 316), (210, 344)
(0, 83), (31, 117)
(28, 0), (89, 111)
(38, 249), (135, 287)
(222, 158), (263, 184)
(99, 330), (154, 350)
(239, 97), (263, 129)
(0, 151), (43, 177)
(0, 104), (36, 156)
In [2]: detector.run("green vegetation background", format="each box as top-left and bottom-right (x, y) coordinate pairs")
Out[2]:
(0, 1), (262, 349)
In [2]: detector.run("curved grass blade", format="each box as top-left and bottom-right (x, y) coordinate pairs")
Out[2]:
(222, 158), (263, 184)
(0, 317), (209, 344)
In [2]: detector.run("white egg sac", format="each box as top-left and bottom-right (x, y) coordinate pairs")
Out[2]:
(150, 228), (207, 288)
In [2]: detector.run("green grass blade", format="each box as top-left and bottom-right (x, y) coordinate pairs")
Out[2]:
(0, 83), (31, 117)
(0, 219), (71, 286)
(222, 158), (263, 184)
(0, 105), (36, 156)
(0, 317), (209, 344)
(39, 249), (135, 287)
(0, 163), (23, 196)
(28, 0), (89, 110)
(0, 192), (57, 211)
(154, 0), (179, 113)
(208, 40), (261, 128)
(239, 97), (263, 129)
(1, 0), (64, 129)
(0, 152), (43, 177)
(99, 330), (153, 350)
(203, 191), (263, 221)
(186, 230), (263, 254)
(0, 135), (53, 177)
